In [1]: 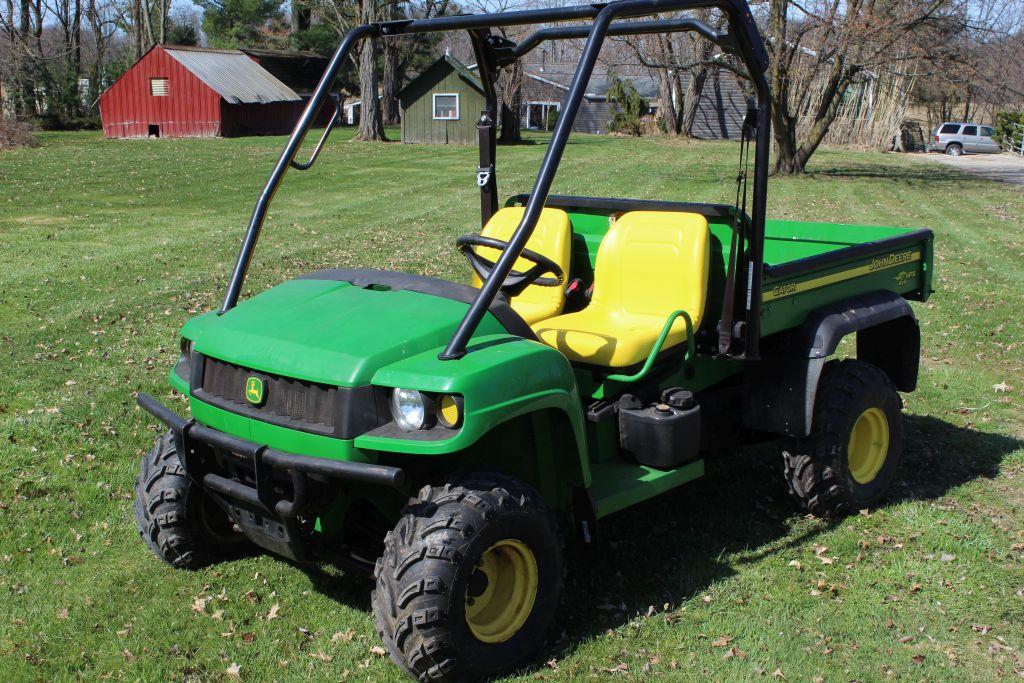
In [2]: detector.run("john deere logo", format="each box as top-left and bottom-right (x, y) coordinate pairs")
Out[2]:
(245, 376), (265, 406)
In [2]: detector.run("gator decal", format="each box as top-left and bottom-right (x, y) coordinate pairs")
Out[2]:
(764, 251), (921, 302)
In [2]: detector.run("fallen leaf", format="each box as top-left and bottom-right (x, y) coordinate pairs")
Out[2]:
(57, 608), (69, 620)
(911, 654), (925, 664)
(267, 603), (280, 620)
(972, 624), (993, 635)
(226, 662), (242, 679)
(772, 668), (787, 679)
(710, 635), (733, 648)
(723, 646), (747, 660)
(940, 553), (956, 562)
(331, 629), (356, 643)
(788, 560), (802, 570)
(309, 651), (333, 662)
(992, 381), (1011, 393)
(192, 596), (209, 614)
(369, 645), (387, 656)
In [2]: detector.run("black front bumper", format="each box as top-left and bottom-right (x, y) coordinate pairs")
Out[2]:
(137, 392), (406, 565)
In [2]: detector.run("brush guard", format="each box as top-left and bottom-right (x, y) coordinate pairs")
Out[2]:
(136, 393), (405, 567)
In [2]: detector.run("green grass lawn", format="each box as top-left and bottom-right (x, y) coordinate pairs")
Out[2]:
(1, 128), (1022, 681)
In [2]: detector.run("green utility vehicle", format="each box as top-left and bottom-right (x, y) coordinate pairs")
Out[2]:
(132, 1), (934, 680)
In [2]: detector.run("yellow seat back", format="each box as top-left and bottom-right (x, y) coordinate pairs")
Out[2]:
(592, 210), (710, 325)
(532, 211), (710, 367)
(471, 207), (573, 325)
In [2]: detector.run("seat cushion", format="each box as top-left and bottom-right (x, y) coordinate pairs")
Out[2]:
(534, 309), (686, 367)
(471, 207), (573, 325)
(532, 210), (710, 367)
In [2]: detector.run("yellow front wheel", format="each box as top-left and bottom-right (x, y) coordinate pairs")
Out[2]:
(373, 474), (562, 682)
(465, 539), (539, 643)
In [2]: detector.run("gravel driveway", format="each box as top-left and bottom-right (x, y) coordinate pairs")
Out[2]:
(921, 151), (1024, 186)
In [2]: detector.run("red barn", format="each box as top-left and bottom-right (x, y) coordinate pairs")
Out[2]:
(99, 44), (318, 139)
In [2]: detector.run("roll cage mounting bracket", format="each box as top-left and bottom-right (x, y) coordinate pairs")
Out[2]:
(218, 0), (772, 363)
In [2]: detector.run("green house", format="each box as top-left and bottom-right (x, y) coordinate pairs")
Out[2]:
(399, 55), (486, 145)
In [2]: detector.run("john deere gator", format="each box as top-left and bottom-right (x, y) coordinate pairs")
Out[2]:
(131, 1), (935, 679)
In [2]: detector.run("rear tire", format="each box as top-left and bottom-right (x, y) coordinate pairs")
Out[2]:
(783, 360), (903, 518)
(372, 473), (562, 682)
(945, 142), (963, 157)
(133, 430), (251, 569)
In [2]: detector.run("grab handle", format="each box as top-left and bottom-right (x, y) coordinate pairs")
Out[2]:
(289, 97), (342, 171)
(605, 310), (695, 383)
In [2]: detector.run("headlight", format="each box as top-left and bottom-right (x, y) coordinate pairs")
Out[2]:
(391, 388), (431, 431)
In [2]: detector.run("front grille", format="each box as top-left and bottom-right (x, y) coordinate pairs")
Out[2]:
(199, 356), (338, 434)
(193, 355), (388, 439)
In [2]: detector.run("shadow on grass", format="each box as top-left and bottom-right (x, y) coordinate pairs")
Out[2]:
(274, 413), (1020, 673)
(805, 161), (967, 182)
(536, 414), (1021, 670)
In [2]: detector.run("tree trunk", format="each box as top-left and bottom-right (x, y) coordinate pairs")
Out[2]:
(291, 0), (310, 42)
(653, 34), (679, 135)
(379, 0), (401, 125)
(16, 0), (34, 115)
(678, 66), (708, 137)
(355, 0), (386, 141)
(498, 59), (522, 143)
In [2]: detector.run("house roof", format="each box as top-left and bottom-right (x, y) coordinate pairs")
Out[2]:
(522, 62), (661, 100)
(399, 55), (484, 99)
(239, 48), (330, 94)
(164, 45), (301, 104)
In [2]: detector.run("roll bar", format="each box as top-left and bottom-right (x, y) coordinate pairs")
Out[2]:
(219, 0), (771, 361)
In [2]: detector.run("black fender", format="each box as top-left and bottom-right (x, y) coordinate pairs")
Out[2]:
(742, 291), (920, 437)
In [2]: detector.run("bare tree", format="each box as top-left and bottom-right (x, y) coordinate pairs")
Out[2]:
(355, 0), (385, 140)
(764, 0), (965, 174)
(620, 9), (722, 137)
(497, 58), (522, 142)
(379, 0), (400, 124)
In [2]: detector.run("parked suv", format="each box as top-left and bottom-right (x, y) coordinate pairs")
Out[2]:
(930, 122), (1001, 156)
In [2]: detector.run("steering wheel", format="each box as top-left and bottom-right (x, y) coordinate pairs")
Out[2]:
(456, 234), (565, 297)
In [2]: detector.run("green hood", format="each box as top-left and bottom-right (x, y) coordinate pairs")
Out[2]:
(184, 277), (509, 387)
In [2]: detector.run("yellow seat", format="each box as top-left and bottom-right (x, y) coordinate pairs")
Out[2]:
(471, 207), (573, 325)
(533, 211), (710, 367)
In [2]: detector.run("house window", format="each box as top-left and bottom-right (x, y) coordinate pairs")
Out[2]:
(433, 93), (459, 120)
(150, 77), (169, 96)
(522, 102), (560, 131)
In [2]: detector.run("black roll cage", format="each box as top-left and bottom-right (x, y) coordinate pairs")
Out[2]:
(219, 0), (771, 361)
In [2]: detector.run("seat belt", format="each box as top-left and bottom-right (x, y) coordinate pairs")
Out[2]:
(717, 106), (757, 357)
(477, 110), (497, 226)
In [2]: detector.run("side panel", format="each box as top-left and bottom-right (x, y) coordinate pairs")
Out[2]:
(760, 235), (933, 337)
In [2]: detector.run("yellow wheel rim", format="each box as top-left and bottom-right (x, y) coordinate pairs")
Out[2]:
(464, 539), (538, 644)
(847, 407), (890, 484)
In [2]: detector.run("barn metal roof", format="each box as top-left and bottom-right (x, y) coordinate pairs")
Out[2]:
(165, 46), (301, 104)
